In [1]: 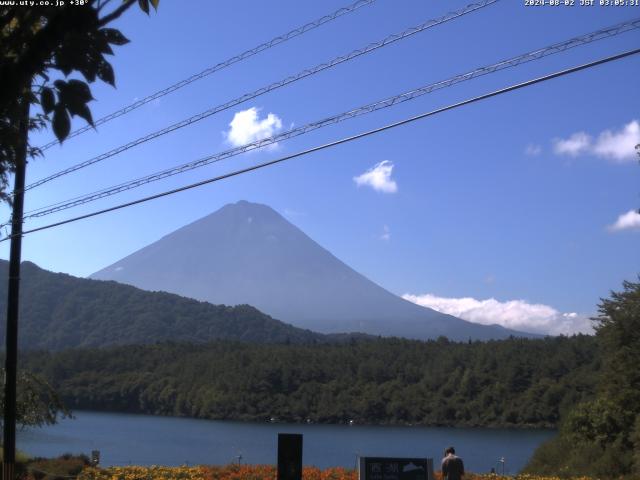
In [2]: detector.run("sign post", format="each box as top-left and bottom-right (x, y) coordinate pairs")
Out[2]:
(358, 457), (434, 480)
(277, 433), (303, 480)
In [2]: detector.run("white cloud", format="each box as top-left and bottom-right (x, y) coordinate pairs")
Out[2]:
(553, 120), (640, 162)
(524, 144), (542, 156)
(592, 120), (640, 162)
(225, 107), (282, 148)
(380, 225), (391, 241)
(553, 132), (591, 157)
(608, 209), (640, 232)
(353, 160), (398, 193)
(402, 293), (593, 336)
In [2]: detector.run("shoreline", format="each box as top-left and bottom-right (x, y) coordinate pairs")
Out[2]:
(59, 408), (560, 431)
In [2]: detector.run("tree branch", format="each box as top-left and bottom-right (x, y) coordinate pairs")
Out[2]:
(98, 0), (136, 27)
(97, 0), (116, 14)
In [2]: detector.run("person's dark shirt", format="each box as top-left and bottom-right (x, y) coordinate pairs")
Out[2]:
(441, 454), (464, 480)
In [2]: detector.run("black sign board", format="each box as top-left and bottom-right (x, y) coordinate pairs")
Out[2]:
(358, 457), (434, 480)
(277, 433), (303, 480)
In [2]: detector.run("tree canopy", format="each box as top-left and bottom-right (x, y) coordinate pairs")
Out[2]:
(525, 278), (640, 478)
(23, 335), (599, 429)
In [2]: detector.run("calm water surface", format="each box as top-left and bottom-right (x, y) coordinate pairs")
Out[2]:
(17, 411), (554, 474)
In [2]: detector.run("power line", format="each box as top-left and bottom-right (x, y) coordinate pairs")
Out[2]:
(22, 17), (640, 220)
(36, 0), (378, 152)
(5, 46), (638, 242)
(23, 0), (499, 193)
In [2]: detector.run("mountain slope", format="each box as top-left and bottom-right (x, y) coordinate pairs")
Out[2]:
(92, 201), (535, 341)
(0, 260), (328, 350)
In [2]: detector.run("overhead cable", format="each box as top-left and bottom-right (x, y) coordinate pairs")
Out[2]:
(22, 17), (640, 219)
(24, 0), (499, 192)
(5, 46), (638, 242)
(36, 0), (378, 151)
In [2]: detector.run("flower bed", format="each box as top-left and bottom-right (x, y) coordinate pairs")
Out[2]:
(71, 465), (598, 480)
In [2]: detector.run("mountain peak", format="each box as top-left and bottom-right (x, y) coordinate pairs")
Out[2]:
(91, 202), (536, 341)
(232, 199), (265, 207)
(223, 199), (274, 212)
(195, 200), (285, 228)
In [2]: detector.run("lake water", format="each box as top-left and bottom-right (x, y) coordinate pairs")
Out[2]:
(17, 411), (554, 474)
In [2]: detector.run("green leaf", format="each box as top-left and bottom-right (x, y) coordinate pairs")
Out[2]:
(53, 50), (70, 74)
(53, 39), (90, 78)
(52, 105), (70, 142)
(96, 59), (115, 86)
(66, 79), (93, 104)
(97, 38), (114, 55)
(75, 104), (94, 126)
(138, 0), (150, 14)
(75, 48), (103, 83)
(56, 79), (94, 126)
(40, 88), (55, 114)
(149, 0), (159, 10)
(101, 28), (130, 46)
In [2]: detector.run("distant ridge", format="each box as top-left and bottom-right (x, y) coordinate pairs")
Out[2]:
(0, 260), (337, 350)
(91, 201), (536, 341)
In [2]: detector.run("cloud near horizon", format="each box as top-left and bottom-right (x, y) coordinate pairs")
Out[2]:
(608, 209), (640, 232)
(553, 120), (640, 162)
(225, 107), (283, 148)
(402, 293), (593, 336)
(353, 160), (398, 193)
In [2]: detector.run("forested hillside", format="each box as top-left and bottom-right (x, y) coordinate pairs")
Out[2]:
(525, 279), (640, 478)
(0, 261), (332, 349)
(23, 335), (598, 428)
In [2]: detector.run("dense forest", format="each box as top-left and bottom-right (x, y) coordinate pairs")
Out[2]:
(23, 335), (598, 428)
(0, 260), (353, 349)
(524, 279), (640, 478)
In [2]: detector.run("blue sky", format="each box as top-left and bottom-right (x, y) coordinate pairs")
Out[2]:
(2, 0), (639, 335)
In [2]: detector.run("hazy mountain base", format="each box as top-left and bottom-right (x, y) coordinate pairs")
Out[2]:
(23, 335), (598, 428)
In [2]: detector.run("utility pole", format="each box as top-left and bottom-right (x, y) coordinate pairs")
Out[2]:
(498, 457), (505, 476)
(3, 94), (30, 480)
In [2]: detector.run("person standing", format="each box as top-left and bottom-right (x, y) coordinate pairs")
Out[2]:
(441, 446), (464, 480)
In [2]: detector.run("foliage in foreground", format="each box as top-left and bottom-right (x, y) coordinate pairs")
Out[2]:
(525, 279), (640, 478)
(22, 463), (595, 480)
(23, 334), (598, 428)
(0, 1), (158, 201)
(23, 453), (90, 480)
(0, 447), (31, 463)
(0, 368), (68, 429)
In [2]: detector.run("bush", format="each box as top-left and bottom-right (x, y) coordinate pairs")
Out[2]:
(25, 453), (91, 480)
